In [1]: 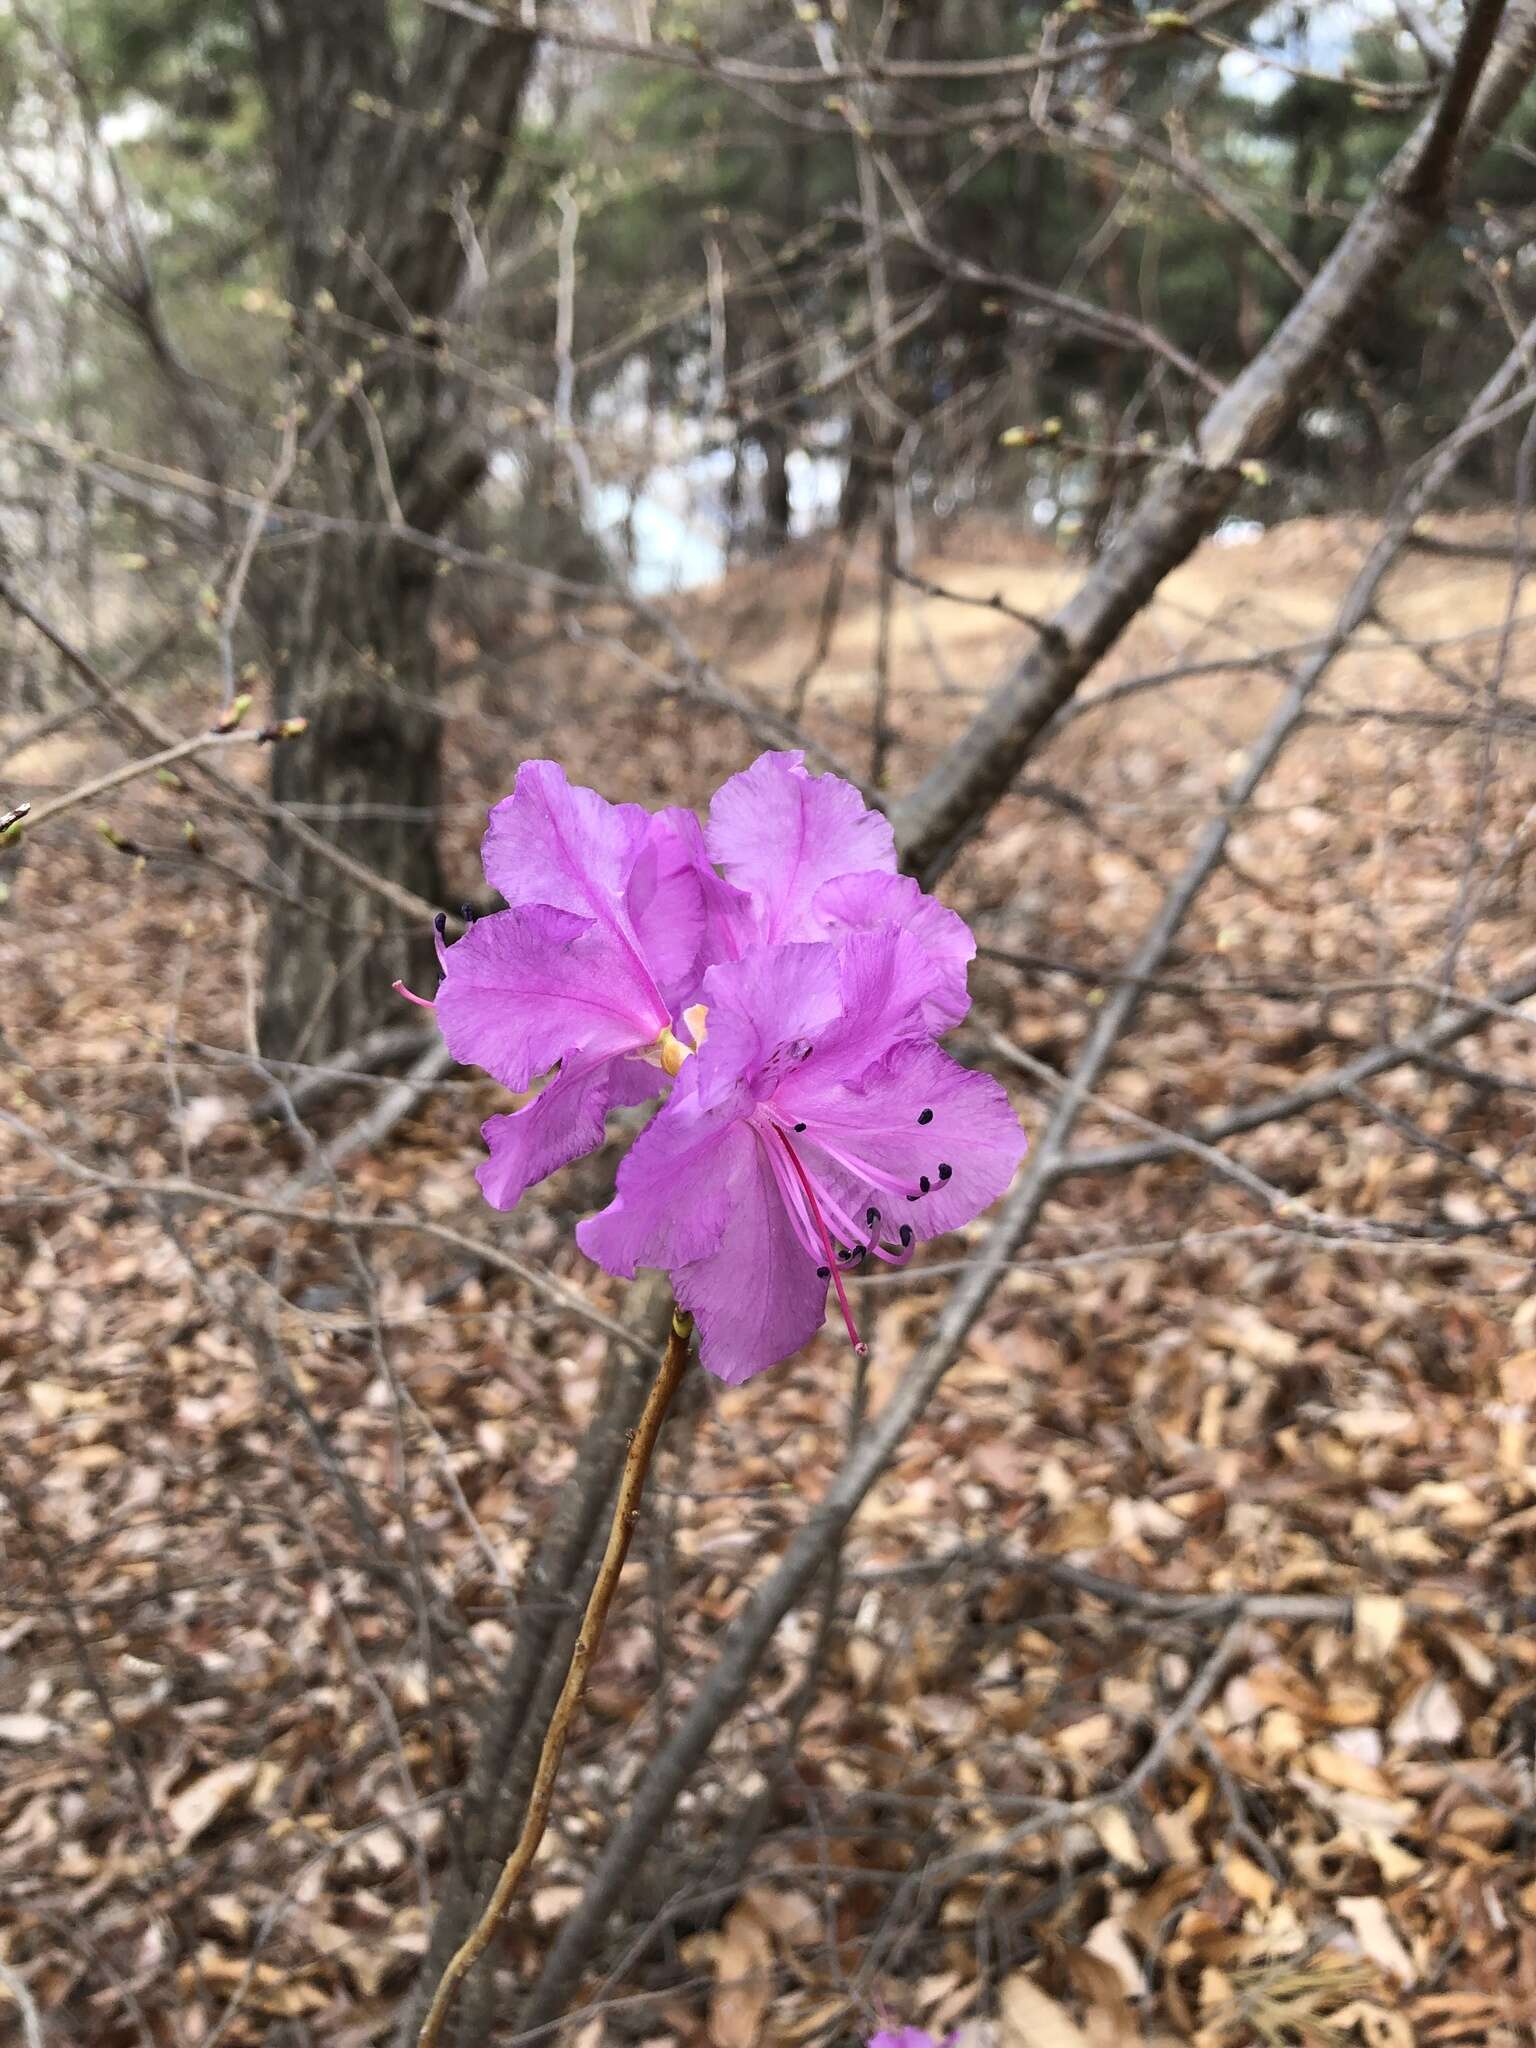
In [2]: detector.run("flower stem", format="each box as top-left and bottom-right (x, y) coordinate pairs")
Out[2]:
(415, 1306), (694, 2048)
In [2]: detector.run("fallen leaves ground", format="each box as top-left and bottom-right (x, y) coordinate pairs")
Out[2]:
(4, 514), (1536, 2046)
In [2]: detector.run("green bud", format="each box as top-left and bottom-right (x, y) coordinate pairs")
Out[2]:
(214, 693), (253, 734)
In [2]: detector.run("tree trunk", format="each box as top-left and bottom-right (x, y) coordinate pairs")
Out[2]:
(248, 0), (536, 1060)
(259, 545), (445, 1057)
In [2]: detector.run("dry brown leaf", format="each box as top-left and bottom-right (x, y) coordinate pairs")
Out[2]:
(1222, 1852), (1275, 1913)
(707, 1899), (774, 2048)
(0, 1713), (56, 1745)
(166, 1759), (256, 1854)
(1352, 1595), (1405, 1662)
(740, 1885), (820, 1947)
(1338, 1896), (1417, 1987)
(1082, 1920), (1146, 1999)
(1001, 1972), (1092, 2048)
(1055, 1712), (1115, 1758)
(1302, 1744), (1394, 1797)
(1334, 2001), (1413, 2048)
(1388, 1678), (1462, 1749)
(1090, 1806), (1146, 1872)
(531, 1883), (584, 1926)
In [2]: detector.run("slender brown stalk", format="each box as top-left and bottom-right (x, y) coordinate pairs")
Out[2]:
(414, 1306), (693, 2048)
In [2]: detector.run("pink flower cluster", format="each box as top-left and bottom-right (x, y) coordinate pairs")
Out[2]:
(408, 753), (1026, 1383)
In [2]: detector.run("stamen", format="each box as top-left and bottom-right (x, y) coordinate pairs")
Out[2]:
(771, 1129), (867, 1356)
(918, 1107), (934, 1125)
(460, 902), (476, 926)
(392, 978), (435, 1010)
(787, 1121), (912, 1201)
(938, 1162), (952, 1181)
(761, 1109), (918, 1267)
(919, 1175), (931, 1193)
(899, 1224), (912, 1247)
(793, 1122), (807, 1133)
(866, 1207), (880, 1227)
(432, 911), (449, 971)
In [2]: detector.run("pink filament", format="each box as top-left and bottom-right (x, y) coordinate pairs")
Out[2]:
(392, 978), (435, 1010)
(764, 1109), (913, 1269)
(772, 1128), (867, 1356)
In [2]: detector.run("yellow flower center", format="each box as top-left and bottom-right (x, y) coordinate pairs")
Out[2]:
(655, 1004), (709, 1076)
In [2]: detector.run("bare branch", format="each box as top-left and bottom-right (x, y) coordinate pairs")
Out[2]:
(894, 1), (1536, 879)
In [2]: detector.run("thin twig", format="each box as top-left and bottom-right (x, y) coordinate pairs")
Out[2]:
(414, 1305), (694, 2048)
(0, 1961), (45, 2048)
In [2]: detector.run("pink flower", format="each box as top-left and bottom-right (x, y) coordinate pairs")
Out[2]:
(408, 752), (1027, 1381)
(415, 760), (715, 1212)
(577, 925), (1024, 1383)
(867, 2030), (952, 2048)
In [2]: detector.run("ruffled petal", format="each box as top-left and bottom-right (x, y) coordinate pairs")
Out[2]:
(781, 1037), (1027, 1244)
(477, 1054), (660, 1212)
(638, 798), (753, 999)
(690, 939), (843, 1113)
(627, 806), (753, 1013)
(808, 925), (953, 1076)
(671, 1126), (828, 1384)
(481, 758), (653, 926)
(575, 1064), (741, 1278)
(706, 751), (895, 945)
(812, 870), (974, 1030)
(434, 903), (669, 1094)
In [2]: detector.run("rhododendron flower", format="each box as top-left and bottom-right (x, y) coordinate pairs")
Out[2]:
(403, 760), (715, 1211)
(405, 750), (1027, 1382)
(577, 927), (1026, 1383)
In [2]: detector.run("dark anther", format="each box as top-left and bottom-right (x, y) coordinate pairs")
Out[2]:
(919, 1175), (931, 1194)
(938, 1162), (953, 1181)
(432, 911), (447, 940)
(917, 1107), (934, 1125)
(816, 1265), (830, 1279)
(461, 901), (476, 926)
(907, 1192), (920, 1202)
(866, 1207), (880, 1226)
(899, 1224), (913, 1247)
(793, 1122), (807, 1133)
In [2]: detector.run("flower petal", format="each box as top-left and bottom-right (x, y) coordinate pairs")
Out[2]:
(812, 870), (975, 1030)
(478, 1054), (660, 1212)
(482, 759), (653, 926)
(706, 751), (894, 944)
(576, 1064), (741, 1278)
(690, 939), (843, 1112)
(628, 806), (752, 1011)
(435, 903), (669, 1093)
(671, 1127), (828, 1384)
(809, 925), (953, 1075)
(783, 1037), (1027, 1243)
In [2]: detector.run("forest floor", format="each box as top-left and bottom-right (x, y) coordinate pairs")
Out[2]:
(5, 512), (1536, 2048)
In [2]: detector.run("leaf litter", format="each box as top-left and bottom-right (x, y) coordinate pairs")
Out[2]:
(2, 516), (1536, 2044)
